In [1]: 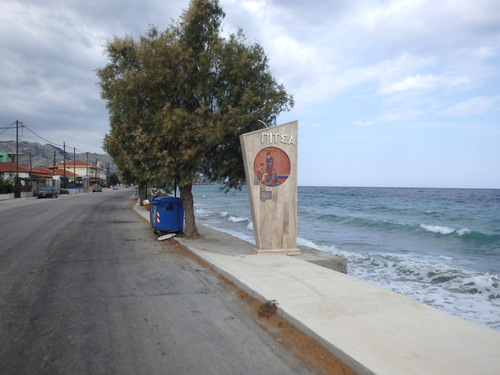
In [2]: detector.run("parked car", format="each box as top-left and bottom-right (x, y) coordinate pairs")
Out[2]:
(112, 185), (119, 190)
(38, 186), (58, 199)
(92, 185), (102, 192)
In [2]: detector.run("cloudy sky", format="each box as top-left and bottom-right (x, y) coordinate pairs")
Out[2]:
(1, 0), (499, 188)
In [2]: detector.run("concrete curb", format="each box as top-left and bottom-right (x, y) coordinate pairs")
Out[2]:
(133, 198), (500, 375)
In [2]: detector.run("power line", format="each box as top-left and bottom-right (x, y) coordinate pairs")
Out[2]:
(0, 122), (16, 135)
(22, 125), (64, 148)
(1, 120), (101, 158)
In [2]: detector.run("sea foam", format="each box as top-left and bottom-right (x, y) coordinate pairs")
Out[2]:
(420, 224), (456, 235)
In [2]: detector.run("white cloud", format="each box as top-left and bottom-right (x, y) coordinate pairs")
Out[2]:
(379, 74), (438, 94)
(352, 120), (375, 127)
(224, 0), (500, 106)
(378, 72), (474, 95)
(1, 0), (499, 186)
(240, 0), (264, 13)
(440, 96), (500, 116)
(352, 108), (424, 127)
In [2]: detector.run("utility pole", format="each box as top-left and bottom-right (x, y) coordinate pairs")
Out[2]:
(15, 120), (18, 165)
(53, 151), (56, 187)
(85, 152), (89, 192)
(14, 120), (22, 198)
(29, 150), (32, 192)
(63, 142), (66, 189)
(73, 147), (76, 188)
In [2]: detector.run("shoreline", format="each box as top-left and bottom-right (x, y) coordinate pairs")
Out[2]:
(134, 198), (500, 375)
(192, 184), (500, 331)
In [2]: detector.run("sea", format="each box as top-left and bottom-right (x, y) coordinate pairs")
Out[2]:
(191, 185), (500, 331)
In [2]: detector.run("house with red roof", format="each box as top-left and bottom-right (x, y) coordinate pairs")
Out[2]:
(53, 160), (104, 177)
(31, 167), (54, 179)
(52, 160), (107, 186)
(0, 158), (107, 199)
(0, 161), (81, 197)
(0, 162), (32, 182)
(0, 162), (35, 199)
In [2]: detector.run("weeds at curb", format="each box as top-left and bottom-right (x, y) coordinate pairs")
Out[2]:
(258, 300), (278, 318)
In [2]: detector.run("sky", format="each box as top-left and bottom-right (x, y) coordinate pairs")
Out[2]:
(1, 0), (499, 188)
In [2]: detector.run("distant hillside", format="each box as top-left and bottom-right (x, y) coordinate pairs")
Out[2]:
(0, 140), (117, 174)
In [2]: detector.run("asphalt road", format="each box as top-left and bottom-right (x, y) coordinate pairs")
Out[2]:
(0, 190), (314, 375)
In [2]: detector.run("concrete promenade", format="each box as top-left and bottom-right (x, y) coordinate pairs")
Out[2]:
(134, 202), (500, 375)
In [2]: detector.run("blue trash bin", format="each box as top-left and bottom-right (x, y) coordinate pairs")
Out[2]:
(150, 196), (184, 233)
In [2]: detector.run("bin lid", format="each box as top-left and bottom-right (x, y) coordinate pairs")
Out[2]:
(150, 196), (182, 206)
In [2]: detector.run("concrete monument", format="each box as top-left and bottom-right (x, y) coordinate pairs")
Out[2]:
(240, 121), (300, 255)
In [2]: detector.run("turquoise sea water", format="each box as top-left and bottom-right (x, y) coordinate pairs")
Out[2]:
(192, 185), (500, 331)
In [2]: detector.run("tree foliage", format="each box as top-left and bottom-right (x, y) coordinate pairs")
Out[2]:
(109, 173), (120, 186)
(97, 0), (293, 237)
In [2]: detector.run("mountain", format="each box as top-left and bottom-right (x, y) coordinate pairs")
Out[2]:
(0, 140), (117, 174)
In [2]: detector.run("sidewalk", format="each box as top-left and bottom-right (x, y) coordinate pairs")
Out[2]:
(134, 201), (500, 375)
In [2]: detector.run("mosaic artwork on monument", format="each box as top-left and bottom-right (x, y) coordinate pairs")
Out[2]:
(253, 147), (290, 187)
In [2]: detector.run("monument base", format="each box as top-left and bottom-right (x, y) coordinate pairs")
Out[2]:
(253, 248), (302, 256)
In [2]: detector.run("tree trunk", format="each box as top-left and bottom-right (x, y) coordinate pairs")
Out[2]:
(139, 181), (148, 205)
(180, 183), (200, 239)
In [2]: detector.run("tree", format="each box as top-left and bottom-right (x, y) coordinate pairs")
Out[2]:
(109, 172), (120, 186)
(0, 177), (14, 194)
(97, 0), (293, 238)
